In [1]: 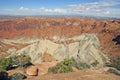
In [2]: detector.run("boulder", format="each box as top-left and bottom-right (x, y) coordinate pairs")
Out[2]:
(26, 65), (38, 76)
(108, 67), (120, 76)
(0, 71), (9, 80)
(10, 73), (26, 80)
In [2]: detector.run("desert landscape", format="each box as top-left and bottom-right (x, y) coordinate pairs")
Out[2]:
(0, 0), (120, 80)
(0, 16), (120, 80)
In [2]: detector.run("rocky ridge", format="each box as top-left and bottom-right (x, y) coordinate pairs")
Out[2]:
(0, 34), (108, 66)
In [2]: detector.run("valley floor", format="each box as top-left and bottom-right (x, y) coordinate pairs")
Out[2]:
(27, 69), (120, 80)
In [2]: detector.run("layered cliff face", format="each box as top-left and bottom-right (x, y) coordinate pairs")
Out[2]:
(0, 17), (120, 61)
(0, 34), (109, 66)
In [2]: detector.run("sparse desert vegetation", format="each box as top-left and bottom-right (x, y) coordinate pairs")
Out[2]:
(48, 58), (74, 73)
(0, 57), (12, 71)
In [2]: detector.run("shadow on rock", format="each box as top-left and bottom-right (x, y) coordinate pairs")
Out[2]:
(112, 35), (120, 45)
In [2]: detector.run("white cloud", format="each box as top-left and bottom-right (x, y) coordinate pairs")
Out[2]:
(19, 6), (29, 10)
(104, 11), (110, 14)
(67, 0), (120, 17)
(0, 0), (120, 18)
(18, 7), (67, 14)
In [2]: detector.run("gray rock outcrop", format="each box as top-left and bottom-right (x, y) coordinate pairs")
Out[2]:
(4, 34), (109, 66)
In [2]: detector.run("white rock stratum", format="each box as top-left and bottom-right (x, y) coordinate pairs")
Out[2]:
(2, 34), (109, 66)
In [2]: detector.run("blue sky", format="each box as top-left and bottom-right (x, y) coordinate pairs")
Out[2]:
(0, 0), (98, 8)
(0, 0), (120, 18)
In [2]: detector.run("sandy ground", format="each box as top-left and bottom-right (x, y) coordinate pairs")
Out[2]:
(27, 70), (120, 80)
(7, 61), (120, 80)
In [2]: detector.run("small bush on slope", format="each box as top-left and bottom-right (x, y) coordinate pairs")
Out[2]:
(91, 60), (99, 67)
(75, 62), (90, 70)
(0, 57), (12, 71)
(12, 55), (32, 68)
(48, 58), (75, 73)
(48, 58), (99, 73)
(106, 56), (120, 70)
(0, 55), (31, 71)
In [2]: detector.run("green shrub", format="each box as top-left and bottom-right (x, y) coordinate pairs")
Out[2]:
(62, 58), (75, 66)
(75, 62), (90, 70)
(106, 56), (120, 70)
(91, 60), (99, 67)
(48, 58), (74, 73)
(11, 55), (31, 68)
(0, 54), (32, 71)
(0, 57), (12, 71)
(48, 66), (58, 73)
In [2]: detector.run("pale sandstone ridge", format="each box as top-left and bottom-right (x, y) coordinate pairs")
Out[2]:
(3, 34), (109, 67)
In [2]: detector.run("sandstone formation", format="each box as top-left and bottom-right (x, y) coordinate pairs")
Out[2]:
(0, 34), (108, 67)
(26, 66), (38, 76)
